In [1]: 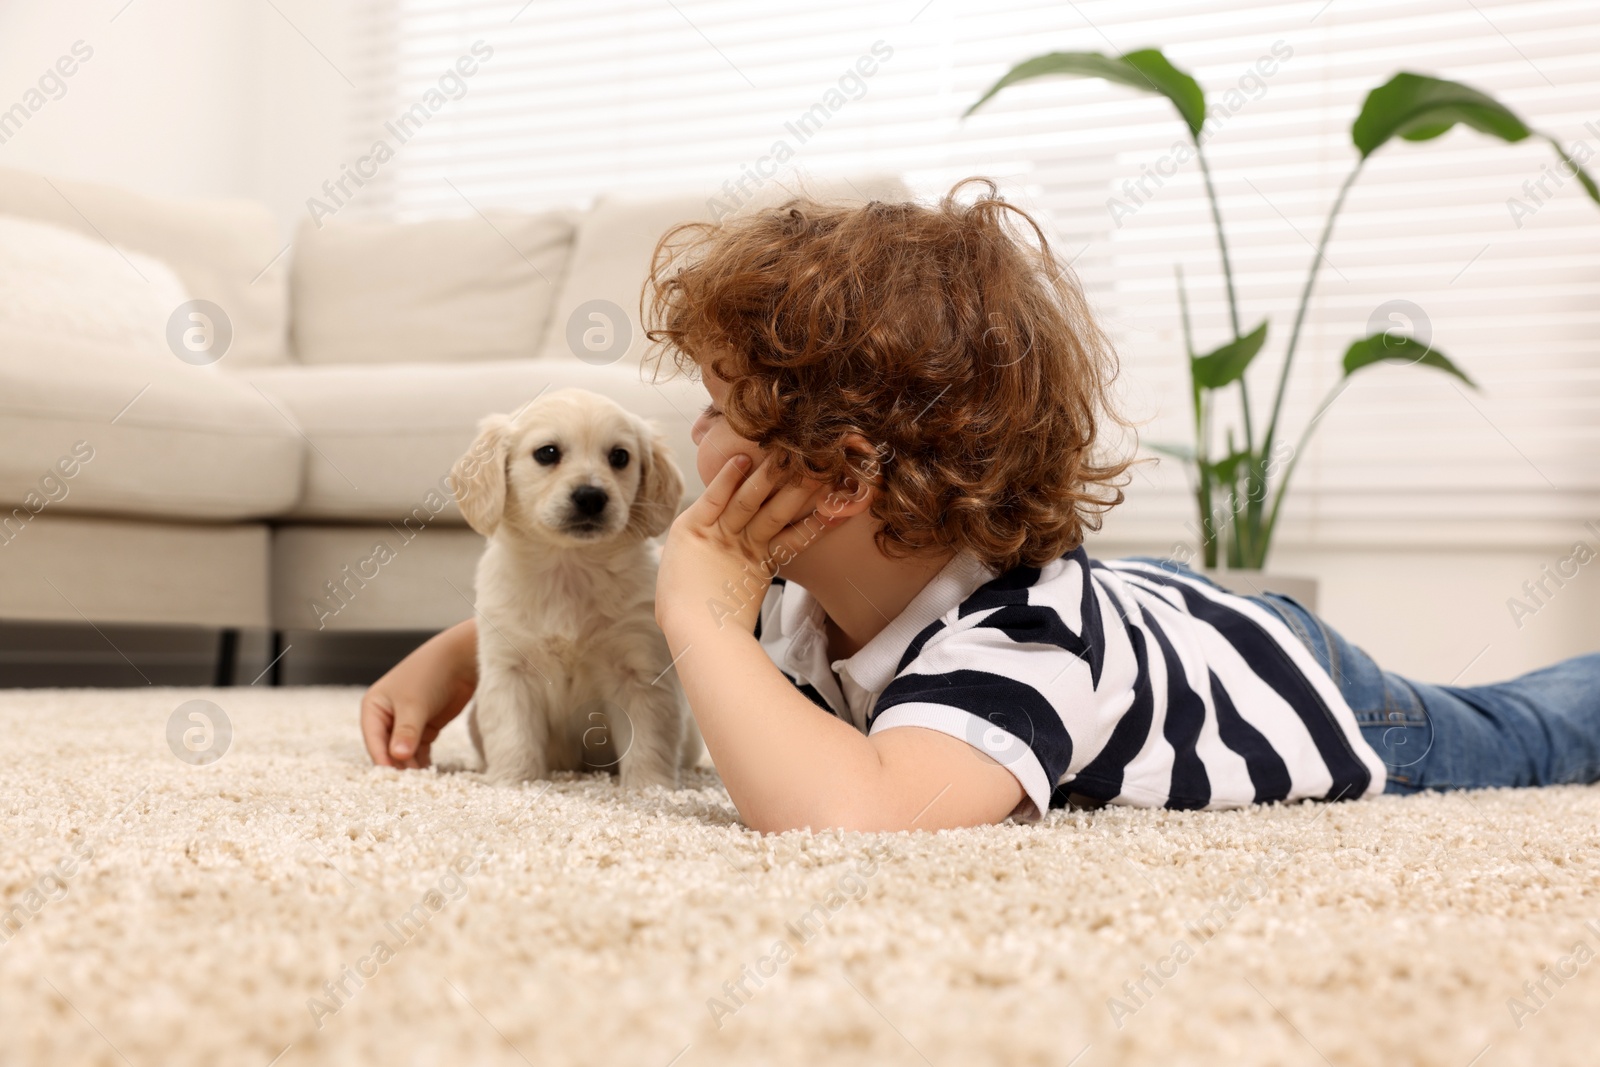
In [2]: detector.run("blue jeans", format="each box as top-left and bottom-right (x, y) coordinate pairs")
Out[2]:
(1254, 592), (1600, 794)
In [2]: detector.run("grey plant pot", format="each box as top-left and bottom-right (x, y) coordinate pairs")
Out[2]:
(1200, 570), (1319, 611)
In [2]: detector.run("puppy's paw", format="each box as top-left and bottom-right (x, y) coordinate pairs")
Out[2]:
(483, 762), (547, 788)
(430, 758), (478, 775)
(618, 764), (679, 791)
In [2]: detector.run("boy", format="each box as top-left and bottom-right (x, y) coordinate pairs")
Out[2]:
(361, 179), (1600, 832)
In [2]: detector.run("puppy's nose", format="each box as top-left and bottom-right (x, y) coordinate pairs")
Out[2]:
(570, 485), (609, 517)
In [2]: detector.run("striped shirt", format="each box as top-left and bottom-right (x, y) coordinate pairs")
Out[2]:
(754, 547), (1386, 820)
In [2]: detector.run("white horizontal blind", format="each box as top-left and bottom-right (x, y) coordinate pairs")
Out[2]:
(349, 0), (1600, 550)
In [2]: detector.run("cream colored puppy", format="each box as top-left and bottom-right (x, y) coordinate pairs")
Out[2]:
(450, 388), (701, 789)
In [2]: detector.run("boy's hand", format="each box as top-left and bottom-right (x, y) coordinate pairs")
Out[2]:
(359, 619), (479, 768)
(656, 454), (843, 638)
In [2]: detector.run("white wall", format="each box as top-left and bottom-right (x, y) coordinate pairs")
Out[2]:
(1271, 546), (1600, 686)
(2, 0), (1596, 687)
(0, 0), (357, 237)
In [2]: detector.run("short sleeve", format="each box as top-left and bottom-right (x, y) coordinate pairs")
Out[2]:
(868, 622), (1078, 822)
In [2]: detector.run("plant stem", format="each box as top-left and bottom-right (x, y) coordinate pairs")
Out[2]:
(1261, 160), (1365, 464)
(1224, 428), (1243, 569)
(1194, 140), (1254, 450)
(1176, 265), (1217, 567)
(1248, 160), (1365, 570)
(1261, 378), (1349, 549)
(1194, 142), (1242, 342)
(1195, 138), (1263, 567)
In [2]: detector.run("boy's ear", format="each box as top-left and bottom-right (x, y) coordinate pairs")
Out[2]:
(451, 413), (513, 536)
(627, 416), (685, 540)
(813, 433), (887, 525)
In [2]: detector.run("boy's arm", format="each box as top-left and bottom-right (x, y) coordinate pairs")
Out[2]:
(359, 618), (478, 768)
(665, 613), (1024, 832)
(655, 454), (1024, 832)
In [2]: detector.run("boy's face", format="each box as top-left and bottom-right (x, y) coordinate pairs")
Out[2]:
(689, 366), (764, 486)
(687, 360), (886, 588)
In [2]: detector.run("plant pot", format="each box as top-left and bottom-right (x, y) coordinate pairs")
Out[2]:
(1200, 569), (1319, 611)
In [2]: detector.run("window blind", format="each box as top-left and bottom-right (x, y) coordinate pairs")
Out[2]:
(347, 0), (1600, 550)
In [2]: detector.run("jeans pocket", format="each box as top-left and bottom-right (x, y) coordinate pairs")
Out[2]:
(1354, 677), (1436, 787)
(1348, 673), (1429, 727)
(1250, 590), (1441, 787)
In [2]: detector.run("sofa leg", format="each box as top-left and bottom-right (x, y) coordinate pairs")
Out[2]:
(214, 628), (239, 687)
(269, 630), (286, 686)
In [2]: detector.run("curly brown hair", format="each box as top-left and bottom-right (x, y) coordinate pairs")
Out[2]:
(644, 177), (1132, 572)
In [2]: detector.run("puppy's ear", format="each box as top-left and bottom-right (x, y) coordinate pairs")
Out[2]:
(451, 413), (512, 536)
(627, 418), (685, 540)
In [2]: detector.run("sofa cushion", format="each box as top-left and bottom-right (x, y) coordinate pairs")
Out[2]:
(244, 360), (708, 524)
(0, 325), (304, 521)
(0, 216), (190, 363)
(290, 212), (575, 365)
(0, 166), (289, 367)
(536, 174), (912, 366)
(0, 216), (303, 521)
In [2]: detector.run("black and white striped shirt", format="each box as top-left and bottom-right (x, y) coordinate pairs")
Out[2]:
(755, 547), (1386, 819)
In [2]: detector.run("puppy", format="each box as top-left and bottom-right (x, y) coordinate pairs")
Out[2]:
(450, 388), (702, 789)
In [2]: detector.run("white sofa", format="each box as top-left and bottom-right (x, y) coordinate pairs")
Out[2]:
(0, 167), (909, 662)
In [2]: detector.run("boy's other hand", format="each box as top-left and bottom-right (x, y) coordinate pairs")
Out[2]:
(359, 619), (479, 768)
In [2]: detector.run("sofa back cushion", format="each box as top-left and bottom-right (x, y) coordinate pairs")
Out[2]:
(0, 215), (190, 364)
(0, 218), (303, 521)
(536, 174), (912, 367)
(0, 166), (289, 367)
(291, 212), (575, 365)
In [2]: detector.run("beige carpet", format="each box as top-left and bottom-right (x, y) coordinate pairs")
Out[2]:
(2, 686), (1598, 1067)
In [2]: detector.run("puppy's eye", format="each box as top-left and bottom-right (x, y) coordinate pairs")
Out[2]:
(533, 445), (561, 466)
(608, 447), (630, 470)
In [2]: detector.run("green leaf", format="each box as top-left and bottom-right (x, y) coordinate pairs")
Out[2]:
(1342, 333), (1477, 388)
(1352, 73), (1530, 159)
(964, 48), (1206, 137)
(1147, 441), (1197, 463)
(1191, 321), (1268, 390)
(1208, 449), (1251, 486)
(1545, 135), (1600, 205)
(1352, 75), (1600, 209)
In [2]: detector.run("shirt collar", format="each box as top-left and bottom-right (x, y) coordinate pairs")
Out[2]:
(779, 552), (997, 700)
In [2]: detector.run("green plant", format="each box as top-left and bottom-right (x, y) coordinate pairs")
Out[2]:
(965, 52), (1600, 570)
